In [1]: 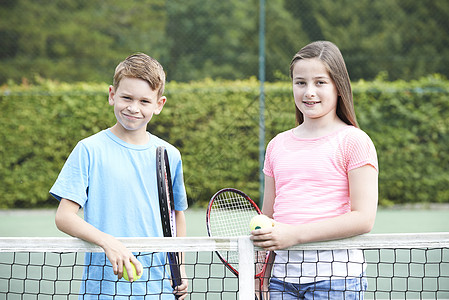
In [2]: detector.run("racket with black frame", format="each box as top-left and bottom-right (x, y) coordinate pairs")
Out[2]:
(156, 146), (182, 298)
(206, 188), (273, 300)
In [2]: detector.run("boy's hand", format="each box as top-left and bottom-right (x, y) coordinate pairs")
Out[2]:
(121, 258), (143, 282)
(173, 278), (188, 299)
(101, 234), (142, 281)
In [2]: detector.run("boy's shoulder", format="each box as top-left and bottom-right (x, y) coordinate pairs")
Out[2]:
(150, 134), (182, 157)
(76, 129), (111, 148)
(76, 130), (182, 159)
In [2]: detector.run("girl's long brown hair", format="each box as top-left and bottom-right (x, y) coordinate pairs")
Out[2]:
(290, 41), (359, 128)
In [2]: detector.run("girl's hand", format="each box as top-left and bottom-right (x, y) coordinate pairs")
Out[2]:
(250, 222), (298, 251)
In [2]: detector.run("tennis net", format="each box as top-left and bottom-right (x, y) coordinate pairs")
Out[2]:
(0, 233), (448, 299)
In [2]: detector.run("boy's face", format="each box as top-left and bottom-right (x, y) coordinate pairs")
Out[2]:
(108, 77), (166, 134)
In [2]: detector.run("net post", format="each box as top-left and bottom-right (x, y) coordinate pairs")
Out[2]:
(238, 236), (255, 298)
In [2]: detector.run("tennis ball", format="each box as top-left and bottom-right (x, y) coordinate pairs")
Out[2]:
(123, 262), (142, 281)
(250, 215), (274, 231)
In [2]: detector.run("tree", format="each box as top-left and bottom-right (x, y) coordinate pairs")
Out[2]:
(164, 0), (258, 81)
(0, 0), (447, 83)
(293, 0), (449, 80)
(0, 0), (167, 83)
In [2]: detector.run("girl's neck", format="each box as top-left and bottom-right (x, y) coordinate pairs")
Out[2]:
(293, 117), (347, 139)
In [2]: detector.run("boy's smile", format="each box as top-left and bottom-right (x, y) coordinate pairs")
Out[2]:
(108, 76), (166, 143)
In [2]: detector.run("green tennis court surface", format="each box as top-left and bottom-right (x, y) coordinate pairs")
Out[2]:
(0, 207), (448, 237)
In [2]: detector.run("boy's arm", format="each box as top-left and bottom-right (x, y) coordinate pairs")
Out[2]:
(174, 210), (188, 299)
(55, 198), (142, 281)
(175, 210), (186, 238)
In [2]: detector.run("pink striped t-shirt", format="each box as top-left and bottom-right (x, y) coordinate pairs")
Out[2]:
(263, 125), (378, 225)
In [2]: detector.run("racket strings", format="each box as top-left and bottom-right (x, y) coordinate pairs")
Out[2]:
(209, 192), (259, 236)
(208, 191), (265, 268)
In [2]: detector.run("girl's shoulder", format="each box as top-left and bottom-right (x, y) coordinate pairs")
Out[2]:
(267, 126), (375, 151)
(337, 126), (377, 160)
(266, 129), (292, 147)
(270, 128), (293, 141)
(337, 126), (374, 143)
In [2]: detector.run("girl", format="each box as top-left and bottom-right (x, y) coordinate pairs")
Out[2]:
(251, 41), (378, 299)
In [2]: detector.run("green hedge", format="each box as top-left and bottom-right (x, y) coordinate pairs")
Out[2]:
(1, 76), (448, 208)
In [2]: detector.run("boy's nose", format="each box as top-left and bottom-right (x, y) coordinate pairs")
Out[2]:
(127, 104), (139, 113)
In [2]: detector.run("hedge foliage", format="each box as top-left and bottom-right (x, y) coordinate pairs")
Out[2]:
(1, 76), (448, 208)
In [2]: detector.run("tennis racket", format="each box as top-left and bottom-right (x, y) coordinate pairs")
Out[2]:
(156, 146), (182, 297)
(206, 188), (273, 300)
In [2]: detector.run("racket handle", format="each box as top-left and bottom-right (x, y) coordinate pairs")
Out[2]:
(168, 252), (182, 299)
(168, 253), (181, 286)
(170, 265), (181, 299)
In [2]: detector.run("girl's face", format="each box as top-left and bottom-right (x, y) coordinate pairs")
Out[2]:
(292, 58), (339, 123)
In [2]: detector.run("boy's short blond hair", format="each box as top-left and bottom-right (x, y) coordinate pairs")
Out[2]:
(113, 53), (166, 98)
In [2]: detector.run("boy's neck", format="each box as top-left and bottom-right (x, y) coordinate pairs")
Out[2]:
(110, 124), (150, 145)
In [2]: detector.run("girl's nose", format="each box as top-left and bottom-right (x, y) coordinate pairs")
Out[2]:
(304, 87), (316, 99)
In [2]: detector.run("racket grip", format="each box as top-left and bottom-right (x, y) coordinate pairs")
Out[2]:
(168, 252), (182, 296)
(170, 264), (182, 287)
(170, 265), (181, 299)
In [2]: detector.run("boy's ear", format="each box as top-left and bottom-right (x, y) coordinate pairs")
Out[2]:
(155, 96), (167, 115)
(108, 86), (115, 106)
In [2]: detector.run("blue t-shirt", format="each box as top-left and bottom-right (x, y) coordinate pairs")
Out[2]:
(50, 129), (188, 299)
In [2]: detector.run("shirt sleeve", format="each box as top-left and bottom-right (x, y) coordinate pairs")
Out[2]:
(169, 148), (188, 211)
(346, 129), (379, 173)
(263, 137), (275, 177)
(49, 141), (89, 206)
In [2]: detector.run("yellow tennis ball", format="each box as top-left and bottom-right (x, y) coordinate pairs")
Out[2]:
(123, 262), (142, 281)
(250, 215), (274, 231)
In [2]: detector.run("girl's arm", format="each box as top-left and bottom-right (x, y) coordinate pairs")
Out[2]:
(55, 198), (142, 281)
(253, 164), (378, 250)
(261, 174), (276, 218)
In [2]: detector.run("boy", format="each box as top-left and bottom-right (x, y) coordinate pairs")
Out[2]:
(50, 53), (188, 299)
